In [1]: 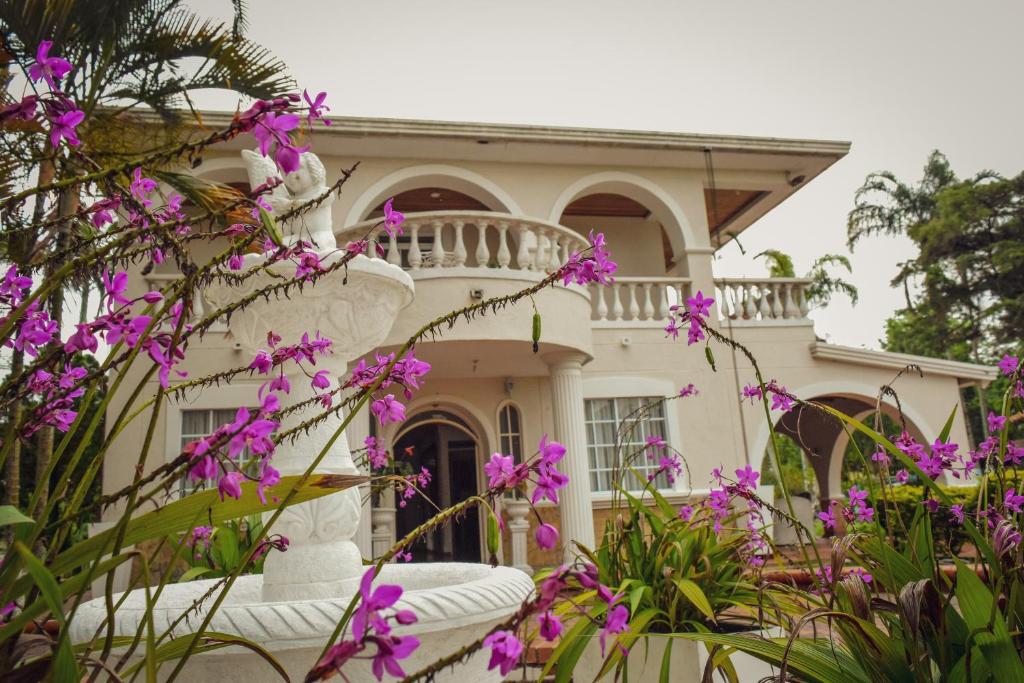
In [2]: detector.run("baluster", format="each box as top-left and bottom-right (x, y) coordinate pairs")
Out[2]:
(770, 283), (784, 319)
(757, 284), (772, 320)
(386, 228), (401, 265)
(534, 228), (549, 271)
(626, 283), (640, 320)
(743, 283), (758, 319)
(594, 283), (608, 320)
(782, 283), (798, 319)
(656, 283), (670, 319)
(560, 237), (572, 265)
(547, 234), (562, 271)
(641, 283), (655, 320)
(798, 283), (811, 318)
(496, 221), (511, 269)
(452, 220), (467, 267)
(430, 219), (445, 268)
(610, 283), (624, 321)
(475, 221), (490, 267)
(407, 222), (422, 270)
(515, 224), (531, 270)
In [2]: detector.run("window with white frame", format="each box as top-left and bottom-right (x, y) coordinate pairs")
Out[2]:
(178, 408), (257, 497)
(498, 403), (523, 462)
(585, 397), (670, 492)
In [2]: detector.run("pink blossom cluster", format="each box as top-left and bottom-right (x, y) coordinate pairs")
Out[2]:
(700, 464), (770, 565)
(665, 290), (714, 345)
(0, 42), (83, 148)
(483, 436), (570, 550)
(314, 568), (419, 681)
(739, 379), (794, 412)
(562, 231), (618, 286)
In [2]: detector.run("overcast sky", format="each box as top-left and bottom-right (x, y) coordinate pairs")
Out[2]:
(205, 0), (1024, 349)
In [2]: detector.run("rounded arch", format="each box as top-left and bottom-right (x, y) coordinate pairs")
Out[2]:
(548, 171), (699, 261)
(345, 164), (523, 226)
(748, 380), (940, 499)
(381, 394), (496, 459)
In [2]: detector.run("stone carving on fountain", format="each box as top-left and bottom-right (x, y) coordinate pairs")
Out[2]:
(70, 149), (534, 683)
(242, 148), (336, 249)
(206, 250), (415, 602)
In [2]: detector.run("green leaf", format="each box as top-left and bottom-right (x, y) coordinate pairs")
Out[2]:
(954, 559), (1024, 682)
(705, 345), (716, 371)
(178, 566), (216, 582)
(673, 578), (715, 622)
(14, 543), (78, 681)
(214, 525), (240, 571)
(7, 474), (364, 601)
(0, 505), (33, 526)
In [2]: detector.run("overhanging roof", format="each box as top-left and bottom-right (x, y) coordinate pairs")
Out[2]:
(178, 111), (851, 244)
(810, 342), (998, 384)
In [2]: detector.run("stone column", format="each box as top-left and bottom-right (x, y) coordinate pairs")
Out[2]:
(345, 406), (373, 559)
(504, 497), (533, 574)
(545, 352), (595, 558)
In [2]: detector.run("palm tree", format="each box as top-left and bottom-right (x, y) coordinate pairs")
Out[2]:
(0, 0), (294, 510)
(756, 249), (858, 308)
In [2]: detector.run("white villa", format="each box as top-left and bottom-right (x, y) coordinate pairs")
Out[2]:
(104, 116), (996, 574)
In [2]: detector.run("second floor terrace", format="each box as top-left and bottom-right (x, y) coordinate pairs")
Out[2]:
(169, 115), (849, 357)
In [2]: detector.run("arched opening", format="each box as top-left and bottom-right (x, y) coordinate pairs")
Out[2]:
(559, 193), (676, 275)
(762, 394), (930, 538)
(393, 410), (483, 562)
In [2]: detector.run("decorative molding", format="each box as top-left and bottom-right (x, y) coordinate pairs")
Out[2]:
(809, 342), (998, 383)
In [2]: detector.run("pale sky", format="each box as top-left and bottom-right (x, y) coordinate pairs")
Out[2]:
(204, 0), (1024, 349)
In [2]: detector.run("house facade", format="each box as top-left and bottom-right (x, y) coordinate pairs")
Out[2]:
(103, 116), (996, 572)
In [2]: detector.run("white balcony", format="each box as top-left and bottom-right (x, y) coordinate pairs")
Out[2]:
(337, 211), (590, 278)
(714, 277), (812, 325)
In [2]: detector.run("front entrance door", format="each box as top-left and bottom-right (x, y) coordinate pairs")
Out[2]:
(393, 420), (481, 562)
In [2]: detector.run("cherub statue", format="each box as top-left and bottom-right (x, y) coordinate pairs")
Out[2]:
(241, 149), (336, 249)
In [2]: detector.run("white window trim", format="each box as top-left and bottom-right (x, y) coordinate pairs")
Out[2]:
(163, 382), (262, 466)
(582, 375), (687, 498)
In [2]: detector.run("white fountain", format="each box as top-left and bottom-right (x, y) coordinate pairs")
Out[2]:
(69, 151), (534, 682)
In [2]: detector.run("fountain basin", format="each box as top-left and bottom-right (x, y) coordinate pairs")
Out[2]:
(69, 563), (534, 682)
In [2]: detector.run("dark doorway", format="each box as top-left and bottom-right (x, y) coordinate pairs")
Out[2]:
(393, 419), (481, 562)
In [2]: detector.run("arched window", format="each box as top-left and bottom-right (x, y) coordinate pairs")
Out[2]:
(498, 403), (523, 463)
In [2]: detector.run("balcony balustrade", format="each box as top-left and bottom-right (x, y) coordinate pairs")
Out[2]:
(589, 277), (691, 325)
(337, 211), (590, 277)
(713, 277), (812, 324)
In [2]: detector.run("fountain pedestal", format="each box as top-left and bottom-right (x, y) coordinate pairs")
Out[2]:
(70, 251), (534, 682)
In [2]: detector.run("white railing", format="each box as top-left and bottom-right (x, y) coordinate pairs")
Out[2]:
(713, 277), (812, 323)
(337, 211), (590, 275)
(590, 277), (691, 324)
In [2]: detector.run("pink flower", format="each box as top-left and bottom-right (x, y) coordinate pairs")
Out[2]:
(371, 394), (406, 425)
(257, 464), (280, 505)
(249, 350), (273, 374)
(371, 634), (420, 681)
(950, 504), (965, 525)
(998, 354), (1020, 377)
(48, 108), (84, 147)
(817, 509), (836, 530)
(538, 435), (566, 466)
(535, 523), (559, 550)
(64, 323), (97, 354)
(484, 452), (515, 488)
(382, 198), (405, 238)
(303, 89), (331, 125)
(217, 471), (245, 501)
(483, 630), (523, 677)
(735, 464), (759, 490)
(599, 604), (629, 657)
(895, 469), (910, 484)
(311, 369), (331, 390)
(678, 383), (698, 397)
(1005, 488), (1024, 514)
(741, 384), (763, 402)
(678, 504), (695, 521)
(538, 611), (562, 641)
(988, 411), (1007, 433)
(28, 41), (73, 90)
(686, 290), (714, 319)
(353, 568), (403, 638)
(365, 436), (389, 470)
